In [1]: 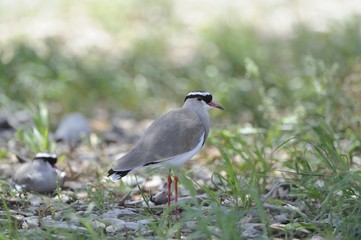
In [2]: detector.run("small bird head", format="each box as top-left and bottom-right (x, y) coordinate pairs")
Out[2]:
(34, 153), (58, 167)
(184, 91), (224, 111)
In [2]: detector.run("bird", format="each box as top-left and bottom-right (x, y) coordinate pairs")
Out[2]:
(108, 90), (224, 209)
(13, 153), (66, 193)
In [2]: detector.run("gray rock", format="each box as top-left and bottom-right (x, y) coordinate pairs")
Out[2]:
(102, 208), (136, 219)
(241, 223), (265, 239)
(54, 113), (90, 146)
(123, 221), (141, 230)
(102, 218), (142, 233)
(56, 193), (70, 204)
(185, 221), (197, 230)
(103, 218), (126, 233)
(311, 236), (325, 240)
(89, 219), (106, 230)
(53, 211), (63, 221)
(25, 216), (40, 228)
(273, 214), (289, 224)
(28, 195), (44, 206)
(101, 218), (126, 225)
(69, 216), (80, 225)
(150, 191), (168, 205)
(40, 217), (87, 232)
(106, 225), (119, 234)
(137, 219), (154, 225)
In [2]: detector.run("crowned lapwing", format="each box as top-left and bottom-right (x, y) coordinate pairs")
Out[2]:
(108, 91), (224, 209)
(13, 153), (66, 193)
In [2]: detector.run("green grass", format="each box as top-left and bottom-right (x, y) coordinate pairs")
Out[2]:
(16, 103), (56, 154)
(1, 1), (361, 239)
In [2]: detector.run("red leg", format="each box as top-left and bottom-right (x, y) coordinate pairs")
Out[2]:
(167, 175), (172, 206)
(174, 175), (179, 214)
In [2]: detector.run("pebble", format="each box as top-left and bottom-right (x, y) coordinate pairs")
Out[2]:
(137, 219), (153, 225)
(29, 195), (44, 207)
(101, 218), (143, 232)
(101, 218), (126, 226)
(273, 214), (289, 224)
(185, 221), (197, 230)
(54, 113), (90, 147)
(40, 217), (88, 232)
(69, 216), (80, 225)
(104, 219), (126, 233)
(25, 216), (40, 228)
(102, 208), (136, 219)
(241, 223), (265, 239)
(53, 211), (63, 221)
(56, 193), (71, 204)
(105, 225), (119, 234)
(123, 222), (141, 230)
(311, 236), (325, 240)
(150, 191), (168, 205)
(141, 200), (155, 208)
(89, 219), (106, 230)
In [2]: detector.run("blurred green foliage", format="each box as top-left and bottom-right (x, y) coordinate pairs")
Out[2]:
(17, 103), (56, 153)
(1, 3), (360, 129)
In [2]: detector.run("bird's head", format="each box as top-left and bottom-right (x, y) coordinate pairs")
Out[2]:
(184, 91), (224, 111)
(34, 153), (58, 168)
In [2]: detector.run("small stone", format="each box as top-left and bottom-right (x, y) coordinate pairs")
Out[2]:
(29, 195), (44, 207)
(106, 225), (117, 234)
(54, 113), (90, 147)
(185, 221), (197, 230)
(103, 218), (126, 232)
(137, 219), (153, 225)
(102, 208), (136, 219)
(118, 208), (137, 216)
(21, 221), (29, 229)
(241, 223), (265, 238)
(53, 212), (63, 221)
(311, 236), (325, 240)
(101, 218), (126, 226)
(56, 194), (70, 204)
(25, 216), (39, 228)
(40, 218), (87, 232)
(150, 191), (168, 205)
(273, 214), (289, 224)
(123, 222), (141, 230)
(102, 210), (120, 219)
(69, 216), (80, 225)
(90, 219), (106, 230)
(141, 200), (155, 208)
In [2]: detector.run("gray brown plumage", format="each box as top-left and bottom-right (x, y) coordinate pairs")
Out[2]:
(13, 153), (66, 193)
(108, 91), (223, 180)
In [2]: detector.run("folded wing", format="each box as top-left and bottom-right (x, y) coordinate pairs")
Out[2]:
(110, 108), (205, 176)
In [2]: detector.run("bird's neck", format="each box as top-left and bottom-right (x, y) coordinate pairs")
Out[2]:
(183, 104), (210, 139)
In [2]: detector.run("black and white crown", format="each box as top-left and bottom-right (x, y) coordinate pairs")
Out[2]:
(184, 91), (212, 104)
(34, 153), (58, 166)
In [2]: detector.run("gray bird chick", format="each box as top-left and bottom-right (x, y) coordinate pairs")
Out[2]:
(13, 153), (66, 193)
(54, 113), (90, 147)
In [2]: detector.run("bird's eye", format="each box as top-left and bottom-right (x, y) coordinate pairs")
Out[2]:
(197, 97), (202, 101)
